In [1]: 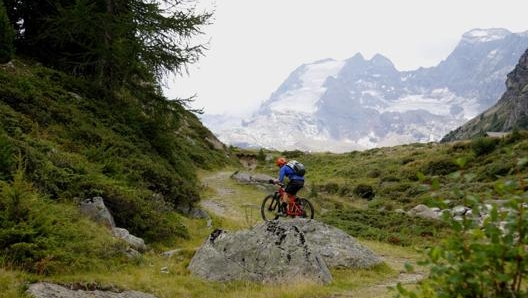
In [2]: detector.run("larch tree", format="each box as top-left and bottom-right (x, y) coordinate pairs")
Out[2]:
(2, 0), (212, 89)
(0, 0), (14, 63)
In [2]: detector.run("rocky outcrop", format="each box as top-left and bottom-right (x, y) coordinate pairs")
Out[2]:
(442, 48), (528, 141)
(27, 282), (157, 298)
(188, 219), (382, 284)
(79, 197), (146, 252)
(79, 197), (116, 229)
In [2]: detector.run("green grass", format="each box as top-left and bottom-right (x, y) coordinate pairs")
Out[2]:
(2, 57), (528, 297)
(3, 135), (528, 297)
(0, 166), (425, 298)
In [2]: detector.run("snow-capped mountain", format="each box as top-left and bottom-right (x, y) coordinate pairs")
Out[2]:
(202, 28), (528, 152)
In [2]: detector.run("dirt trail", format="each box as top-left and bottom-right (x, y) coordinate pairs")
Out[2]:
(199, 170), (425, 297)
(199, 172), (234, 217)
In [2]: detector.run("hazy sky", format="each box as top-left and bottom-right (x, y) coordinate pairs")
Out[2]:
(163, 0), (528, 116)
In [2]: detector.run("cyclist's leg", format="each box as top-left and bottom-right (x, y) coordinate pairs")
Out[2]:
(285, 181), (304, 213)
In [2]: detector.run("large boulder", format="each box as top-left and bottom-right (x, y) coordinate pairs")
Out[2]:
(299, 219), (383, 269)
(27, 282), (157, 298)
(188, 219), (382, 284)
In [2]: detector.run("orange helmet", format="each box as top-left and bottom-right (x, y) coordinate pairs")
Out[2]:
(275, 157), (287, 167)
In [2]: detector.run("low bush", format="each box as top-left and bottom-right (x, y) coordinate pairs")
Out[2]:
(396, 158), (528, 298)
(422, 158), (459, 176)
(353, 183), (375, 200)
(0, 168), (125, 274)
(471, 136), (499, 156)
(316, 182), (340, 194)
(0, 133), (14, 180)
(320, 208), (448, 246)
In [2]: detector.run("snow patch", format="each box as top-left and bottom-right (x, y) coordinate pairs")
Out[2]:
(270, 59), (346, 113)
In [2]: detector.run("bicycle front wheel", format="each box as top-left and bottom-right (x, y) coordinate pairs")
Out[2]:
(261, 194), (280, 221)
(298, 198), (315, 219)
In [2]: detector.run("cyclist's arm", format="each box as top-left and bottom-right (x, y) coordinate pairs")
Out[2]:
(278, 166), (288, 183)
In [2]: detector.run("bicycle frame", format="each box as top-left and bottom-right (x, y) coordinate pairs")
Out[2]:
(261, 181), (314, 221)
(276, 185), (305, 217)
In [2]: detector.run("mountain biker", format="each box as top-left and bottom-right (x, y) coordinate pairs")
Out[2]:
(272, 157), (305, 214)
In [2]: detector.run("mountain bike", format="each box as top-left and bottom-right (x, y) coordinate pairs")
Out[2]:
(260, 180), (314, 221)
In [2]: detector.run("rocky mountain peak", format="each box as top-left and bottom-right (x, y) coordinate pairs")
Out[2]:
(202, 28), (528, 152)
(442, 48), (528, 141)
(461, 28), (512, 43)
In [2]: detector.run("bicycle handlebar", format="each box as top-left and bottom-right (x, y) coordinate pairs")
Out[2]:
(268, 179), (284, 187)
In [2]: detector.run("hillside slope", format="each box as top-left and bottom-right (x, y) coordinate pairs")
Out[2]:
(442, 48), (528, 141)
(0, 58), (238, 273)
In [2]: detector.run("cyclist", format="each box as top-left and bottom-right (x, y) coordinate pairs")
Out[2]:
(272, 157), (305, 215)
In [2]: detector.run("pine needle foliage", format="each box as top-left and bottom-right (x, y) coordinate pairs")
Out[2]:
(0, 0), (14, 63)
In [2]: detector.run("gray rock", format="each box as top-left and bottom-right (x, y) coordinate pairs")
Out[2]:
(79, 197), (115, 229)
(188, 219), (383, 284)
(299, 220), (383, 269)
(230, 171), (275, 185)
(112, 227), (147, 252)
(407, 204), (439, 219)
(188, 221), (332, 284)
(27, 282), (157, 298)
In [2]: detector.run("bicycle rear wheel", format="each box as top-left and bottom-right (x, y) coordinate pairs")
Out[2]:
(261, 194), (280, 221)
(297, 198), (315, 219)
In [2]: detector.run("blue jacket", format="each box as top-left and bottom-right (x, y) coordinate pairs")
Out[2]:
(278, 164), (304, 183)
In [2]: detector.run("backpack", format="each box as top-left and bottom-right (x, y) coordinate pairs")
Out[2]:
(286, 160), (305, 177)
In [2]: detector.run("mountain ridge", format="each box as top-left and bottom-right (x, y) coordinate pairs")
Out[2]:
(203, 28), (528, 152)
(442, 47), (528, 141)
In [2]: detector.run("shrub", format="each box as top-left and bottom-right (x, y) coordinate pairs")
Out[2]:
(281, 150), (304, 158)
(257, 148), (266, 162)
(316, 182), (340, 194)
(380, 175), (401, 182)
(476, 159), (514, 181)
(449, 141), (471, 152)
(353, 183), (375, 200)
(338, 184), (354, 196)
(367, 168), (381, 178)
(422, 158), (459, 176)
(471, 136), (499, 156)
(321, 208), (447, 246)
(377, 182), (417, 204)
(0, 133), (14, 180)
(396, 157), (528, 298)
(400, 168), (419, 181)
(0, 166), (124, 274)
(87, 182), (189, 243)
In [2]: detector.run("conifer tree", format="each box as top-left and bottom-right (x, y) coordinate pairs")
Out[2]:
(0, 0), (14, 63)
(2, 0), (212, 89)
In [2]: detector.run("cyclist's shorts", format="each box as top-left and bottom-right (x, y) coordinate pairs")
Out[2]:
(285, 180), (304, 195)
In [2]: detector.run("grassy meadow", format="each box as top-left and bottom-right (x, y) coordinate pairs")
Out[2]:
(2, 58), (528, 297)
(2, 130), (528, 297)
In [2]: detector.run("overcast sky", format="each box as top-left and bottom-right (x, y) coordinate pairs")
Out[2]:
(163, 0), (528, 116)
